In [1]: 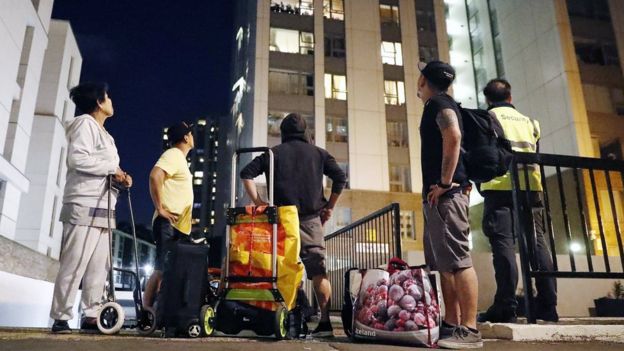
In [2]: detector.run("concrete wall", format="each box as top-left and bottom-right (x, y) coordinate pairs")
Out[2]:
(15, 20), (82, 259)
(0, 0), (54, 241)
(405, 249), (621, 317)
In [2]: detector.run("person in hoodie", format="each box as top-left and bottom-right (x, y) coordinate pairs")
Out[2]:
(240, 113), (347, 338)
(50, 82), (132, 333)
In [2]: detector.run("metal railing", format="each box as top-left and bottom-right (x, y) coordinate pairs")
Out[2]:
(323, 203), (402, 311)
(511, 152), (624, 323)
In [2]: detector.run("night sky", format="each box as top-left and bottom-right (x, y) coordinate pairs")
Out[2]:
(52, 0), (234, 226)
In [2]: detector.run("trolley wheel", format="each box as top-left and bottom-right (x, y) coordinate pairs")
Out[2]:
(187, 322), (202, 338)
(200, 305), (216, 336)
(97, 302), (125, 335)
(136, 306), (157, 336)
(274, 305), (288, 340)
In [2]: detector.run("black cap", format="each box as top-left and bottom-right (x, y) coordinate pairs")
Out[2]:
(418, 60), (456, 91)
(166, 121), (193, 145)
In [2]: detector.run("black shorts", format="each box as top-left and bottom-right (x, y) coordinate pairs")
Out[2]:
(152, 216), (182, 271)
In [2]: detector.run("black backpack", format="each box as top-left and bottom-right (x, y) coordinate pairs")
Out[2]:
(459, 106), (513, 183)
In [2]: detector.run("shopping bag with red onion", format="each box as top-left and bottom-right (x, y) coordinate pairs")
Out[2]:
(343, 258), (441, 347)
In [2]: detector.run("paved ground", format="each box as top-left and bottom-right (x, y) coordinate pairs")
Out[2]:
(1, 330), (624, 351)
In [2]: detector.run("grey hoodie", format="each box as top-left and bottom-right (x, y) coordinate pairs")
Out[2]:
(62, 114), (120, 211)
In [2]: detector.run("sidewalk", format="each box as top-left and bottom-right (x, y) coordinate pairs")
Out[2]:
(1, 328), (624, 351)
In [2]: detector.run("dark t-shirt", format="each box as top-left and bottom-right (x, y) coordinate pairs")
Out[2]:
(419, 93), (469, 197)
(240, 139), (347, 218)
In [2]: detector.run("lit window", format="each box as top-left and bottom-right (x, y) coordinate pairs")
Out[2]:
(381, 42), (403, 65)
(389, 164), (411, 192)
(192, 218), (200, 225)
(194, 171), (204, 178)
(212, 187), (216, 193)
(324, 74), (347, 100)
(194, 179), (203, 185)
(270, 0), (313, 16)
(323, 0), (344, 20)
(380, 4), (400, 25)
(387, 121), (409, 147)
(163, 134), (168, 140)
(210, 218), (215, 225)
(198, 119), (206, 126)
(269, 70), (314, 96)
(270, 28), (314, 55)
(326, 116), (348, 143)
(400, 210), (415, 239)
(384, 80), (405, 105)
(268, 112), (315, 139)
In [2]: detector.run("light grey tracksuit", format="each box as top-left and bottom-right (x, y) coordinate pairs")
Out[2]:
(50, 114), (120, 321)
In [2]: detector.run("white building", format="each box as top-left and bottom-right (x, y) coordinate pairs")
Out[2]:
(15, 20), (82, 259)
(0, 0), (55, 241)
(0, 1), (85, 328)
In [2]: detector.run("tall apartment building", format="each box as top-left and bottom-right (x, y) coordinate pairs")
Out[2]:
(445, 0), (624, 256)
(227, 0), (452, 252)
(15, 20), (82, 259)
(0, 0), (55, 242)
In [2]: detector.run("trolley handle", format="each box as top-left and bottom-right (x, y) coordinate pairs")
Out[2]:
(231, 147), (274, 207)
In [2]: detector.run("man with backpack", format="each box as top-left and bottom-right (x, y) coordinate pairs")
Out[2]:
(417, 61), (482, 349)
(477, 79), (558, 323)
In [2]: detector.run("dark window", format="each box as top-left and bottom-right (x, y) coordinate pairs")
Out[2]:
(600, 140), (622, 160)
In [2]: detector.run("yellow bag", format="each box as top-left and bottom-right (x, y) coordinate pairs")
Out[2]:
(227, 205), (304, 311)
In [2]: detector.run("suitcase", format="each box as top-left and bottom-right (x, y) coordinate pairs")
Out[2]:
(157, 239), (210, 338)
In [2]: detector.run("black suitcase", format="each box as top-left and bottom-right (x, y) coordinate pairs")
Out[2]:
(157, 239), (209, 338)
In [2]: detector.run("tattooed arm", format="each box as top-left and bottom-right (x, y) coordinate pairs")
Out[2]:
(436, 108), (462, 185)
(427, 108), (462, 205)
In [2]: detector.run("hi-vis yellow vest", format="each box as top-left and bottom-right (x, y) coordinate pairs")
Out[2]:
(480, 106), (543, 192)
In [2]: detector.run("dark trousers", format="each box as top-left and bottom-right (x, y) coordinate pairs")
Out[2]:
(482, 191), (557, 312)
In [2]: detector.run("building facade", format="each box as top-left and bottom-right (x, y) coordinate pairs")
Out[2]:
(15, 20), (82, 259)
(0, 0), (55, 242)
(447, 0), (624, 258)
(228, 0), (624, 316)
(228, 0), (452, 251)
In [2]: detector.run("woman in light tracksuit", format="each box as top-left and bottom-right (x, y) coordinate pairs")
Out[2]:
(50, 82), (132, 333)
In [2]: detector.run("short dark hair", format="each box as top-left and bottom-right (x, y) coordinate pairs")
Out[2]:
(483, 79), (511, 103)
(69, 82), (109, 114)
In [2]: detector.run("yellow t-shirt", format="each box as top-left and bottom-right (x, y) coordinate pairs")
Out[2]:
(153, 148), (193, 234)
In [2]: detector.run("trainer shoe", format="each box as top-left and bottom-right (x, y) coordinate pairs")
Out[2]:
(437, 325), (483, 349)
(51, 320), (71, 334)
(310, 321), (334, 338)
(440, 320), (457, 339)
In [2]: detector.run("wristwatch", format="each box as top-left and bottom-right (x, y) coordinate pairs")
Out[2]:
(437, 181), (452, 189)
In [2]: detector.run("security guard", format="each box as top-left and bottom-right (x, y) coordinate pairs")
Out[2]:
(477, 79), (558, 323)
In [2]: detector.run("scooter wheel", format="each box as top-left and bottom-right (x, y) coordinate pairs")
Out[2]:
(274, 305), (288, 340)
(137, 306), (157, 336)
(187, 322), (202, 338)
(200, 305), (216, 336)
(97, 302), (125, 335)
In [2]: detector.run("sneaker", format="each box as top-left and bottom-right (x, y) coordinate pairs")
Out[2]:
(477, 305), (517, 323)
(437, 325), (483, 349)
(440, 320), (456, 339)
(51, 320), (71, 334)
(310, 321), (334, 338)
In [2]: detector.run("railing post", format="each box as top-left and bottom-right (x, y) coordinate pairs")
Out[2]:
(510, 157), (536, 324)
(393, 203), (402, 259)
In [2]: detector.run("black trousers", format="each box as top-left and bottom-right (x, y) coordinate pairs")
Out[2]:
(482, 191), (557, 311)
